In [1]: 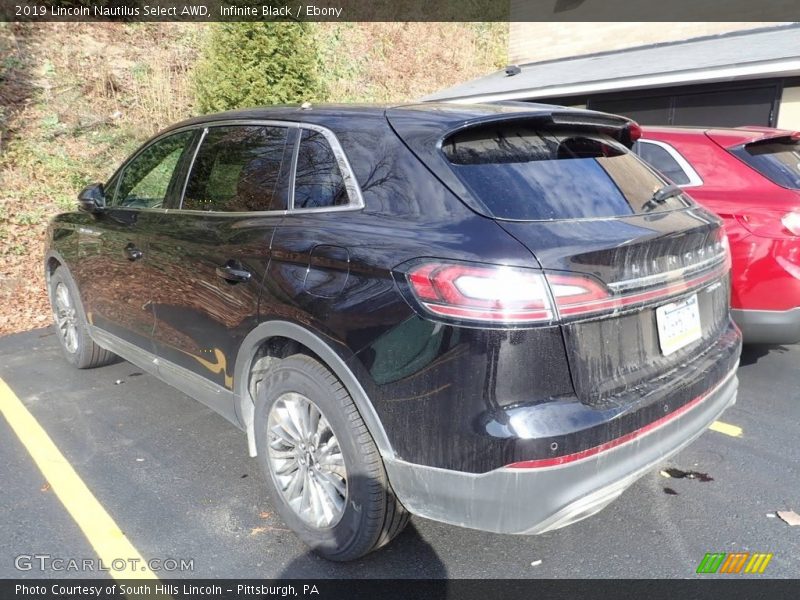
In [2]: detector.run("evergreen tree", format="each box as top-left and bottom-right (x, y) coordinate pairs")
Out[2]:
(193, 22), (321, 114)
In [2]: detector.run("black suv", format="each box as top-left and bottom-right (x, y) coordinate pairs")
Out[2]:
(45, 103), (741, 560)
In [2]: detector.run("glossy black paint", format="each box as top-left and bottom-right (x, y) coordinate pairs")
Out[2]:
(77, 182), (106, 213)
(147, 212), (275, 389)
(71, 208), (160, 351)
(46, 103), (741, 476)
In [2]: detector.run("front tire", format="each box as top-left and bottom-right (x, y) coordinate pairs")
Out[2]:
(254, 354), (408, 561)
(48, 267), (116, 369)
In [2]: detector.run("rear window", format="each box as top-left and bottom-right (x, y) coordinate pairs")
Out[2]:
(731, 139), (800, 190)
(442, 125), (688, 220)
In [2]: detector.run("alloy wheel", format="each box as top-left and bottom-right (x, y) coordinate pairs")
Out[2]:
(53, 282), (79, 354)
(266, 392), (348, 528)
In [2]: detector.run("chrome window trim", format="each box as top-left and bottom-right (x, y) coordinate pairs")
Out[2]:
(288, 127), (301, 211)
(102, 118), (366, 217)
(290, 123), (366, 214)
(97, 206), (171, 214)
(637, 139), (704, 188)
(172, 119), (365, 216)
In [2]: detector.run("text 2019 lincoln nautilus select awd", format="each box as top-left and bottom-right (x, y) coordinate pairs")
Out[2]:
(45, 102), (741, 560)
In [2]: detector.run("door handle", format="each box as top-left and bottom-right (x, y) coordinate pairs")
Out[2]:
(125, 243), (143, 261)
(216, 261), (252, 283)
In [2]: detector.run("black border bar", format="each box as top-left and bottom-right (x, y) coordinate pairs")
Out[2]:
(2, 0), (800, 22)
(4, 579), (800, 600)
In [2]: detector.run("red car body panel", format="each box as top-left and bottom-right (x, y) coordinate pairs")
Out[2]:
(640, 126), (800, 343)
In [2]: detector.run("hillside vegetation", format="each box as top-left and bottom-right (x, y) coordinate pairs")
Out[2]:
(0, 22), (507, 335)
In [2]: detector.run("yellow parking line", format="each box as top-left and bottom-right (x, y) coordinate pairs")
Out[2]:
(709, 420), (743, 438)
(0, 377), (155, 580)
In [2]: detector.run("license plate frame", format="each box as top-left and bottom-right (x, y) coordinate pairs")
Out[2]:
(655, 293), (702, 356)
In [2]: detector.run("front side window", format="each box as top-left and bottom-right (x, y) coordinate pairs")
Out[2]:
(293, 129), (349, 209)
(183, 125), (290, 212)
(112, 131), (194, 208)
(633, 140), (692, 186)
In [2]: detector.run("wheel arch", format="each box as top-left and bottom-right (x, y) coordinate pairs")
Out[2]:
(44, 250), (67, 286)
(43, 250), (88, 319)
(234, 320), (395, 460)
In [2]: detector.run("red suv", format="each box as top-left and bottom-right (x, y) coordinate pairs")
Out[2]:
(635, 126), (800, 344)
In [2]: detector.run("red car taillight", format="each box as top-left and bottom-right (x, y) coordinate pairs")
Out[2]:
(406, 263), (614, 324)
(625, 121), (643, 143)
(736, 210), (800, 239)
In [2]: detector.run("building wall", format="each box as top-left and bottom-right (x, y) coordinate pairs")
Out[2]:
(777, 86), (800, 130)
(508, 23), (786, 65)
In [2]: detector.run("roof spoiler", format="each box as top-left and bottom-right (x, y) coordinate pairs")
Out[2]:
(743, 131), (800, 147)
(445, 109), (642, 148)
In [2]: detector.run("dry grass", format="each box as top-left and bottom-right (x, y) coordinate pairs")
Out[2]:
(316, 23), (507, 103)
(0, 22), (506, 335)
(0, 23), (204, 334)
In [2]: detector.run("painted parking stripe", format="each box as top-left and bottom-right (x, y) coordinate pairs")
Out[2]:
(709, 420), (743, 438)
(0, 377), (155, 580)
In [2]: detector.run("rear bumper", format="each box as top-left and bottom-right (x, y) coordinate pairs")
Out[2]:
(732, 308), (800, 345)
(385, 365), (738, 535)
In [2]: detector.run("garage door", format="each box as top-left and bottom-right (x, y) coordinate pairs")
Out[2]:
(589, 85), (779, 128)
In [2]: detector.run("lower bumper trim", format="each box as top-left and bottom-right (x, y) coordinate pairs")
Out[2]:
(732, 307), (800, 345)
(385, 366), (738, 535)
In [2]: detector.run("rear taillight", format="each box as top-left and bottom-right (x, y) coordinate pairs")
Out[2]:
(407, 263), (554, 323)
(406, 262), (618, 324)
(404, 248), (729, 325)
(736, 210), (800, 238)
(547, 273), (616, 317)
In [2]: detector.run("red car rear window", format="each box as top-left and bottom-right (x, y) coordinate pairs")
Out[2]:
(731, 139), (800, 190)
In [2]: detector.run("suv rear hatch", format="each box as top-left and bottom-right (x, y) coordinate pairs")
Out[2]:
(388, 104), (735, 407)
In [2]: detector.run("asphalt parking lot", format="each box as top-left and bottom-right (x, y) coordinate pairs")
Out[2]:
(0, 327), (798, 579)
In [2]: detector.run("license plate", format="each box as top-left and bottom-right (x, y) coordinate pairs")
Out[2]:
(655, 294), (702, 355)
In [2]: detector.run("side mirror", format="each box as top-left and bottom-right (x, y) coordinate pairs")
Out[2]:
(78, 183), (106, 213)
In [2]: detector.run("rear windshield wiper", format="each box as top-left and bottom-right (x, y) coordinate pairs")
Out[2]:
(642, 183), (682, 212)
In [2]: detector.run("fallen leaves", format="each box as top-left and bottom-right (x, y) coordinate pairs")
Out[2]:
(659, 467), (713, 482)
(250, 525), (290, 536)
(776, 510), (800, 526)
(250, 509), (287, 535)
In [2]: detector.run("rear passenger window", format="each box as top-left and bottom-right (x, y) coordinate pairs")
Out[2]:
(183, 125), (289, 212)
(293, 129), (349, 209)
(633, 141), (691, 186)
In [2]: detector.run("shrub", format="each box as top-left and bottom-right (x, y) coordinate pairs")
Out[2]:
(192, 22), (321, 114)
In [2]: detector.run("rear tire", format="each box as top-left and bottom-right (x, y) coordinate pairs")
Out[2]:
(48, 267), (116, 369)
(254, 354), (408, 561)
